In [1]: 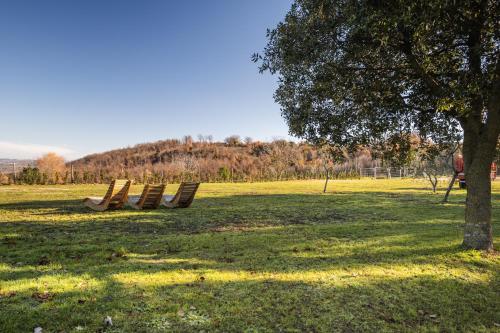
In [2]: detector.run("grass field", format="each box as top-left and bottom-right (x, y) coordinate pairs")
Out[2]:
(0, 179), (499, 332)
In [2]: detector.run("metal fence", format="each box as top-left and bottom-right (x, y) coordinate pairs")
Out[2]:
(1, 162), (498, 183)
(361, 166), (499, 180)
(360, 167), (417, 178)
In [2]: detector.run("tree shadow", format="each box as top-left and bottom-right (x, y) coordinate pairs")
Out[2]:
(0, 190), (472, 218)
(0, 190), (483, 272)
(1, 191), (498, 331)
(1, 268), (498, 332)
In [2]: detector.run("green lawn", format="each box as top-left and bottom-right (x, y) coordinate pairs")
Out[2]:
(0, 179), (499, 332)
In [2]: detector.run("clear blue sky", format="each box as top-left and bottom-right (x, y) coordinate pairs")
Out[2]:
(0, 0), (293, 160)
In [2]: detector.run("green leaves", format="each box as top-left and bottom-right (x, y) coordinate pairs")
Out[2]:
(256, 0), (499, 164)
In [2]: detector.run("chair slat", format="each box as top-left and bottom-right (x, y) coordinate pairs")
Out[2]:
(162, 182), (200, 208)
(128, 183), (166, 209)
(84, 179), (131, 211)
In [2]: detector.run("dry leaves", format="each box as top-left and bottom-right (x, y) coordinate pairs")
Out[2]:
(31, 291), (54, 303)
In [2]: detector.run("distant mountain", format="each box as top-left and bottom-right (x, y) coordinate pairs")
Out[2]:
(0, 159), (35, 174)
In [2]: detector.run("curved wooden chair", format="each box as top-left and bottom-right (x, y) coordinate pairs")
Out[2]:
(84, 179), (131, 211)
(127, 184), (166, 210)
(161, 182), (200, 208)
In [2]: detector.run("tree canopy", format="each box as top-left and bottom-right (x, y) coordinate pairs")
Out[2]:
(255, 0), (500, 250)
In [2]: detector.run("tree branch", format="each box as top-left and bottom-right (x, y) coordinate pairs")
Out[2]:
(399, 28), (448, 98)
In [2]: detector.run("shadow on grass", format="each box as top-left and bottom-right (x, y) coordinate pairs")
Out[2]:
(1, 191), (498, 331)
(0, 230), (472, 282)
(0, 190), (468, 217)
(0, 191), (473, 273)
(1, 268), (498, 332)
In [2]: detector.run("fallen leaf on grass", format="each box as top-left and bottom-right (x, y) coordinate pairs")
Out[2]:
(32, 291), (54, 302)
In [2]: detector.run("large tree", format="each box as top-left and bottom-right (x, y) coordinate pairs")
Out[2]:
(255, 0), (500, 250)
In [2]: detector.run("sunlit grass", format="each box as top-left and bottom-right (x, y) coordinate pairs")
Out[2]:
(0, 179), (499, 332)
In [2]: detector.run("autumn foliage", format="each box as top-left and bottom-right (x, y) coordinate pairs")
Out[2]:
(36, 153), (67, 184)
(67, 137), (374, 184)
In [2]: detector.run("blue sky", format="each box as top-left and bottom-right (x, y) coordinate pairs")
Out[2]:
(0, 0), (293, 160)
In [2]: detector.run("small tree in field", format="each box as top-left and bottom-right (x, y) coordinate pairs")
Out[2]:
(419, 155), (445, 194)
(317, 144), (345, 193)
(255, 0), (500, 250)
(412, 141), (461, 194)
(36, 152), (66, 184)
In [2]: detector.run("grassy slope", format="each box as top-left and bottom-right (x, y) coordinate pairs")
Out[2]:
(0, 179), (499, 332)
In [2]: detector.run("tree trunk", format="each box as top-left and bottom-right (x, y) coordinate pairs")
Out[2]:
(463, 157), (493, 251)
(323, 169), (329, 193)
(461, 114), (497, 250)
(442, 172), (457, 203)
(424, 171), (437, 193)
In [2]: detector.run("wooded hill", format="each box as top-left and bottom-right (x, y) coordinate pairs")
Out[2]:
(69, 137), (374, 183)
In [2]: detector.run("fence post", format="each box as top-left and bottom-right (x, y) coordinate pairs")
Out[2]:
(12, 162), (16, 184)
(399, 168), (402, 178)
(373, 167), (377, 179)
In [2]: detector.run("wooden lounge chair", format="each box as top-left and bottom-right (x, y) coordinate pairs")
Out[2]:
(161, 182), (200, 208)
(127, 184), (166, 210)
(83, 179), (131, 211)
